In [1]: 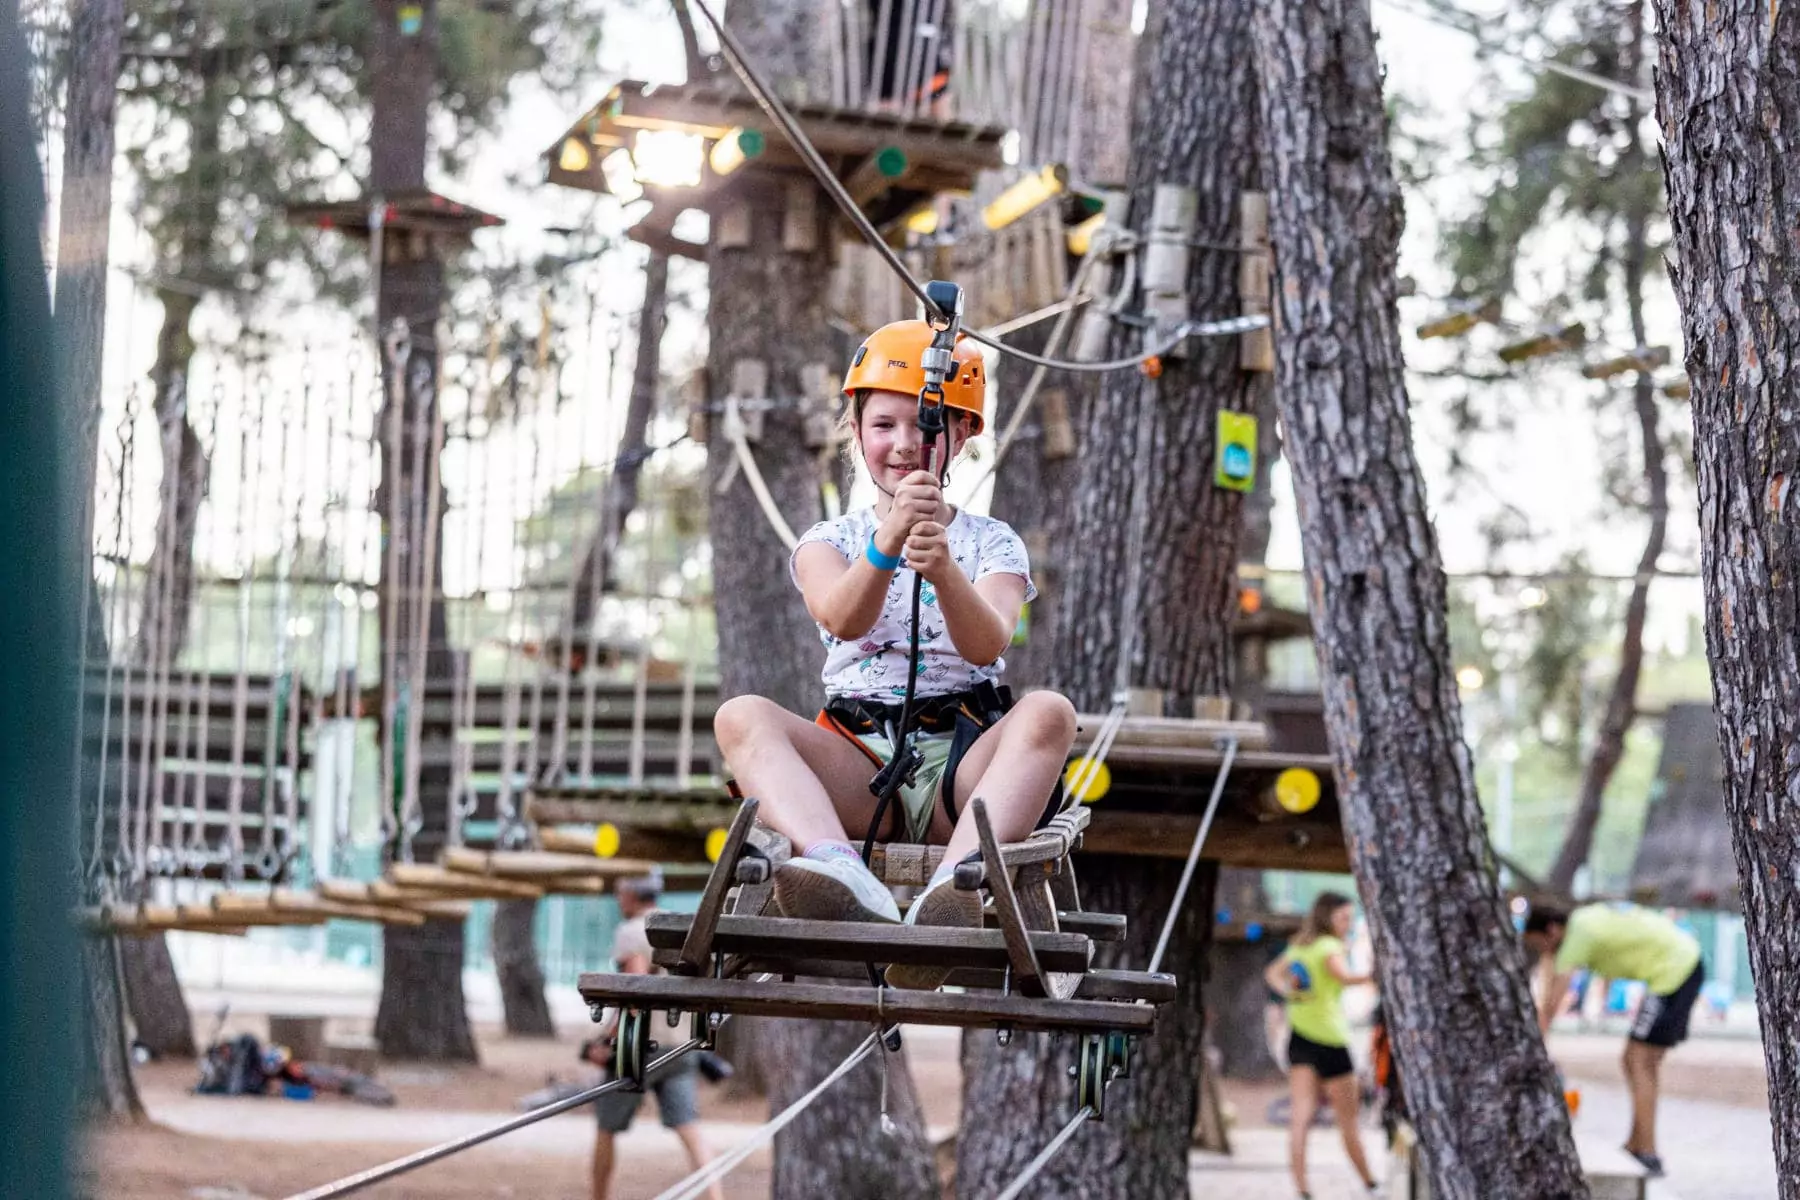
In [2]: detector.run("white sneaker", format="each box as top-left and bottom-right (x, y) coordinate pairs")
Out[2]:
(886, 877), (984, 990)
(774, 855), (900, 923)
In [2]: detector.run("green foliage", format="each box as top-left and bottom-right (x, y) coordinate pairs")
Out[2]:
(114, 0), (607, 319)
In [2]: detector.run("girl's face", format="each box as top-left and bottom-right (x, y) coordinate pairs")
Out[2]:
(1329, 903), (1354, 938)
(854, 389), (971, 495)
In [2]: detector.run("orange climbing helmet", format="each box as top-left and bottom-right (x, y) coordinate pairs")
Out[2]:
(843, 319), (987, 435)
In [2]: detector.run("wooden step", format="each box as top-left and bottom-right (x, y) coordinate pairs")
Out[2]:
(576, 972), (1156, 1034)
(642, 912), (1094, 974)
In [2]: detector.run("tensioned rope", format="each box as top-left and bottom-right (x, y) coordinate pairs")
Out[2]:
(652, 1032), (882, 1200)
(684, 0), (1267, 375)
(282, 1038), (705, 1200)
(995, 1104), (1099, 1200)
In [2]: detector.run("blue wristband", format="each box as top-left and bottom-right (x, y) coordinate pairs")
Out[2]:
(865, 534), (902, 572)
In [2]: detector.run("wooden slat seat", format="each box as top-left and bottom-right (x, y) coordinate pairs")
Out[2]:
(642, 912), (1095, 974)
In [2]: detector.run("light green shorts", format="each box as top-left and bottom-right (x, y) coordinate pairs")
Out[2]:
(854, 729), (956, 843)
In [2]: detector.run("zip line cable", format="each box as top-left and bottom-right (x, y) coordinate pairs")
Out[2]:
(1374, 0), (1653, 103)
(995, 1106), (1099, 1200)
(653, 1032), (882, 1200)
(282, 1039), (705, 1200)
(684, 0), (1264, 375)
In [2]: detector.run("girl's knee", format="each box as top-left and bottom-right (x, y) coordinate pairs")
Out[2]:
(714, 694), (782, 751)
(1012, 690), (1077, 745)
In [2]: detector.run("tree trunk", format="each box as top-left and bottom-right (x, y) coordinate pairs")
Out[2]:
(702, 4), (934, 1192)
(367, 0), (475, 1063)
(492, 898), (555, 1038)
(134, 287), (212, 668)
(1205, 869), (1280, 1081)
(1251, 3), (1586, 1197)
(962, 3), (1260, 1193)
(957, 860), (1217, 1197)
(56, 0), (143, 1123)
(81, 936), (144, 1120)
(1548, 1), (1667, 894)
(765, 1018), (939, 1200)
(568, 248), (670, 635)
(1652, 3), (1800, 1189)
(119, 933), (196, 1059)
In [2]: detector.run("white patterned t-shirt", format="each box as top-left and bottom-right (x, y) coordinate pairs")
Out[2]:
(789, 507), (1037, 701)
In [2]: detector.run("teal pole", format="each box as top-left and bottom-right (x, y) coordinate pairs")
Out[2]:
(1, 0), (81, 1192)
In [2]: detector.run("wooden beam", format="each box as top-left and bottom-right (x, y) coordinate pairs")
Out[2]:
(526, 793), (738, 830)
(598, 85), (1005, 176)
(1071, 713), (1273, 754)
(537, 825), (706, 864)
(575, 973), (1157, 1034)
(644, 912), (1094, 974)
(676, 799), (757, 971)
(1081, 809), (1348, 872)
(1239, 191), (1275, 372)
(389, 862), (546, 899)
(443, 846), (666, 879)
(627, 221), (708, 263)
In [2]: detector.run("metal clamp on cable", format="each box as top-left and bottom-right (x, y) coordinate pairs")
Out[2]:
(917, 278), (965, 449)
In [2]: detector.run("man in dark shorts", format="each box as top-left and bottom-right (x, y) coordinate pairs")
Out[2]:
(1524, 902), (1705, 1177)
(587, 875), (722, 1200)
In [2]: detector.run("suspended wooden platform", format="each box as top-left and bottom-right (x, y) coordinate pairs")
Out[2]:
(543, 79), (1009, 250)
(284, 188), (505, 243)
(579, 798), (1164, 1119)
(528, 708), (1347, 874)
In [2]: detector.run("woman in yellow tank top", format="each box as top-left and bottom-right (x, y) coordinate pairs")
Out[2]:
(1264, 891), (1379, 1199)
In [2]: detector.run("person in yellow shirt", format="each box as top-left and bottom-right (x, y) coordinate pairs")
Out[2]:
(1264, 891), (1379, 1199)
(1523, 902), (1705, 1177)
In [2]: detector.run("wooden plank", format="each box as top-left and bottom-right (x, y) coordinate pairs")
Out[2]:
(442, 846), (667, 880)
(974, 800), (1047, 997)
(644, 911), (1094, 974)
(603, 84), (1007, 174)
(536, 825), (706, 865)
(267, 889), (429, 926)
(574, 972), (1157, 1034)
(1049, 910), (1123, 942)
(678, 798), (758, 972)
(942, 967), (1177, 1004)
(1081, 810), (1349, 873)
(525, 793), (738, 830)
(389, 862), (545, 899)
(1072, 714), (1271, 753)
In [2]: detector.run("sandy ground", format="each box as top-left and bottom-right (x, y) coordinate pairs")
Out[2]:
(83, 1023), (1776, 1199)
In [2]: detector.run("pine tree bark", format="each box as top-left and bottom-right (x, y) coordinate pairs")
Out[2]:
(1651, 3), (1800, 1188)
(957, 860), (1217, 1197)
(569, 248), (670, 635)
(960, 1), (1259, 1193)
(703, 4), (933, 1193)
(492, 899), (555, 1037)
(119, 933), (196, 1059)
(367, 0), (475, 1063)
(1251, 2), (1586, 1196)
(56, 0), (145, 1122)
(1548, 0), (1667, 893)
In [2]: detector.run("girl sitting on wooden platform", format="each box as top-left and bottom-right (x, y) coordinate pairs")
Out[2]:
(712, 319), (1076, 989)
